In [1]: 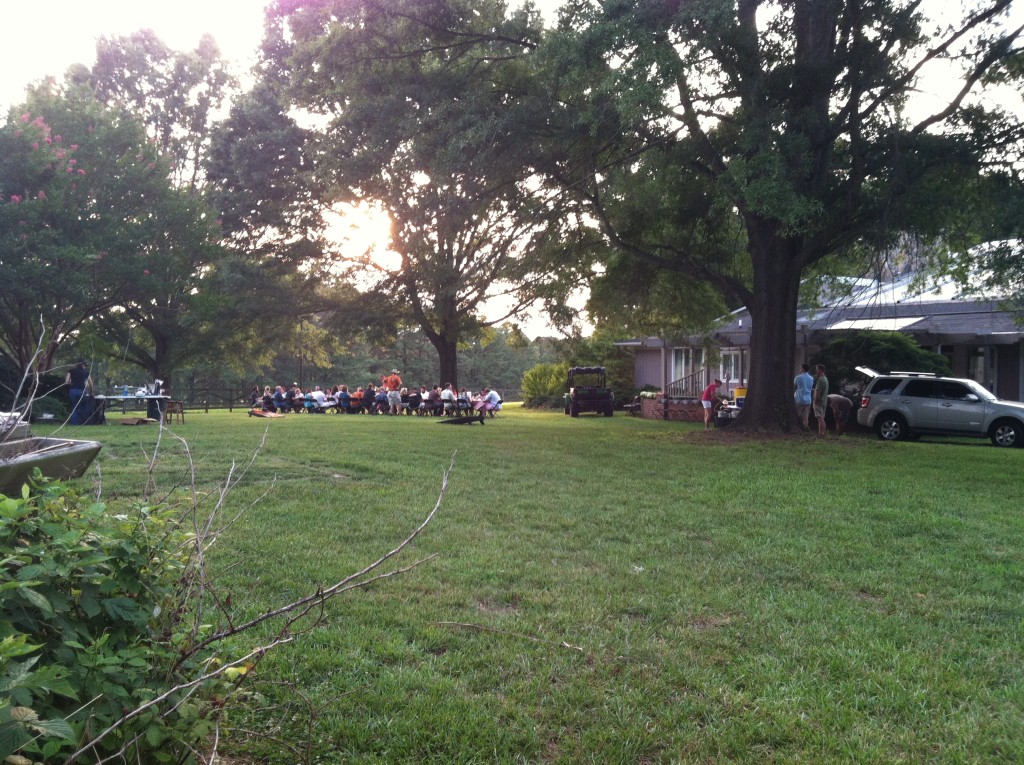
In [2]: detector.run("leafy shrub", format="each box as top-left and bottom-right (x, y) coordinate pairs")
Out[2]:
(521, 362), (569, 409)
(817, 331), (951, 394)
(28, 395), (68, 422)
(0, 478), (230, 762)
(0, 359), (64, 413)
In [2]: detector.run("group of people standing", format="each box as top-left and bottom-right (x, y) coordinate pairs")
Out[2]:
(793, 363), (852, 435)
(699, 364), (853, 435)
(251, 371), (501, 418)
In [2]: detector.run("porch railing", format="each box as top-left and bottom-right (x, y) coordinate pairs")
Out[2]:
(664, 368), (706, 399)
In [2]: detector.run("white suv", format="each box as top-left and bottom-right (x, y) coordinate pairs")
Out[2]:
(856, 368), (1024, 447)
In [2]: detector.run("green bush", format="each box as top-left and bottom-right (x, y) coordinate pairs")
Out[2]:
(0, 477), (230, 763)
(29, 395), (68, 422)
(521, 362), (569, 409)
(817, 331), (951, 393)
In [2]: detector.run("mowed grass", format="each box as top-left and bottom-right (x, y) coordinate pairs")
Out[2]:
(38, 408), (1024, 763)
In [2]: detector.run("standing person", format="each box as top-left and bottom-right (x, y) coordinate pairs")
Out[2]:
(65, 360), (93, 425)
(812, 364), (829, 436)
(701, 378), (722, 431)
(827, 393), (854, 435)
(383, 368), (403, 415)
(793, 363), (814, 432)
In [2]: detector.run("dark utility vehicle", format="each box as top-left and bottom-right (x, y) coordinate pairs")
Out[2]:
(564, 366), (614, 417)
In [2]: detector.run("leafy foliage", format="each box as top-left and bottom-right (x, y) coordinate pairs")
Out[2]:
(263, 0), (580, 386)
(530, 0), (1024, 429)
(817, 331), (952, 394)
(521, 361), (569, 408)
(0, 84), (173, 373)
(0, 479), (230, 762)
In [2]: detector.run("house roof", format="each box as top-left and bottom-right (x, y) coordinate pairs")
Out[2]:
(664, 271), (1023, 348)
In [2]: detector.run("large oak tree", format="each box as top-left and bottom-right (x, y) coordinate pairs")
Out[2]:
(262, 0), (584, 386)
(536, 0), (1024, 429)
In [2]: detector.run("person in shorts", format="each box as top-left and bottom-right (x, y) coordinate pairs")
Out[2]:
(701, 378), (722, 431)
(827, 393), (853, 435)
(793, 363), (814, 431)
(383, 369), (403, 415)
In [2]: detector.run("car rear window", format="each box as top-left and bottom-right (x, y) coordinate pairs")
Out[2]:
(868, 377), (901, 394)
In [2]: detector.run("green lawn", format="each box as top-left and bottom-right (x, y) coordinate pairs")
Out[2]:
(39, 408), (1024, 763)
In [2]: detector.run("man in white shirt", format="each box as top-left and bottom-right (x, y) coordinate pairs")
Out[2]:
(440, 383), (456, 415)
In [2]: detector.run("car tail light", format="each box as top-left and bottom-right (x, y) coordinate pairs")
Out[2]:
(861, 396), (870, 408)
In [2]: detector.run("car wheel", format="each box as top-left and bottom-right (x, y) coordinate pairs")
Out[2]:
(875, 413), (907, 441)
(990, 420), (1022, 448)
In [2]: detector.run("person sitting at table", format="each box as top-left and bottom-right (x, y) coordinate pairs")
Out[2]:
(311, 385), (327, 407)
(426, 385), (443, 415)
(336, 385), (352, 413)
(262, 385), (274, 412)
(363, 383), (378, 414)
(440, 383), (456, 415)
(351, 386), (364, 412)
(484, 387), (502, 416)
(250, 385), (261, 408)
(374, 386), (389, 414)
(406, 387), (421, 415)
(272, 385), (287, 413)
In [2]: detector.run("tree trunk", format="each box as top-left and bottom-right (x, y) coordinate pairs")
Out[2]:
(431, 335), (459, 390)
(731, 229), (803, 431)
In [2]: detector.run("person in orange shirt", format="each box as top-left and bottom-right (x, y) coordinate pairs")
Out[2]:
(383, 368), (403, 415)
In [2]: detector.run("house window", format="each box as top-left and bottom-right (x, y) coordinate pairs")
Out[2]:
(672, 348), (703, 381)
(720, 350), (741, 384)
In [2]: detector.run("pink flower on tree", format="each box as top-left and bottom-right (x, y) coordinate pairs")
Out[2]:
(9, 195), (21, 204)
(36, 191), (46, 200)
(143, 269), (151, 275)
(19, 113), (30, 123)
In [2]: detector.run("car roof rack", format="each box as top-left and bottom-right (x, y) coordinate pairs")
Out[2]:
(888, 371), (939, 377)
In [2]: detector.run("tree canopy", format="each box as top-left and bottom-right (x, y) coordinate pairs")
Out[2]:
(262, 0), (587, 386)
(0, 83), (181, 374)
(528, 0), (1024, 428)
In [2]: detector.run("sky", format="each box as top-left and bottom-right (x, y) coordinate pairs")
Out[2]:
(1, 1), (268, 111)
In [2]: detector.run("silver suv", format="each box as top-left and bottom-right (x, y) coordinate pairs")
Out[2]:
(856, 368), (1024, 447)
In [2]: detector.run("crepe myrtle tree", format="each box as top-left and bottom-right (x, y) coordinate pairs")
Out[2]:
(0, 82), (175, 375)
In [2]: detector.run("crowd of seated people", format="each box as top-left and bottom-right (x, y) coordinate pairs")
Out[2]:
(251, 379), (503, 417)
